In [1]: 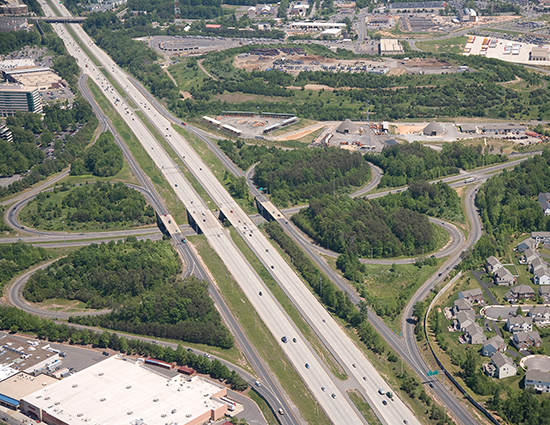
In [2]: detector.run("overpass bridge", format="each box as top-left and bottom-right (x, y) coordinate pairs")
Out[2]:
(30, 16), (86, 23)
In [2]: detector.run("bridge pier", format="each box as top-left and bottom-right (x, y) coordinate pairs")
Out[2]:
(186, 210), (202, 234)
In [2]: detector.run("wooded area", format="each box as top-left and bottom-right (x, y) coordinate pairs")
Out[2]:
(21, 182), (156, 230)
(0, 306), (246, 389)
(460, 148), (550, 269)
(217, 142), (371, 206)
(24, 238), (233, 348)
(70, 131), (123, 177)
(366, 142), (506, 187)
(292, 195), (437, 258)
(0, 242), (48, 289)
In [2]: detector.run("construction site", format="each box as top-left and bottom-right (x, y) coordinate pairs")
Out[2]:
(202, 111), (299, 138)
(315, 119), (391, 153)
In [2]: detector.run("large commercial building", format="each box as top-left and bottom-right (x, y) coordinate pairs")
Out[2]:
(21, 355), (229, 425)
(0, 84), (42, 116)
(379, 38), (404, 55)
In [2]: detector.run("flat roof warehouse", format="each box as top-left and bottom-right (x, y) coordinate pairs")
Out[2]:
(20, 355), (230, 425)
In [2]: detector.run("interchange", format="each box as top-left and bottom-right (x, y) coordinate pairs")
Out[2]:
(5, 2), (542, 423)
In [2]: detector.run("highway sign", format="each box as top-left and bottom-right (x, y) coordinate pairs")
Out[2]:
(427, 370), (439, 377)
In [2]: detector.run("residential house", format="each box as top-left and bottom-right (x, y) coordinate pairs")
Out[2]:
(482, 335), (505, 357)
(532, 232), (550, 245)
(464, 322), (486, 345)
(458, 288), (485, 304)
(529, 306), (550, 326)
(539, 193), (550, 216)
(516, 239), (536, 253)
(505, 285), (535, 303)
(484, 353), (517, 379)
(486, 256), (503, 273)
(512, 330), (542, 351)
(530, 257), (547, 274)
(535, 268), (550, 286)
(455, 309), (475, 331)
(506, 316), (533, 333)
(525, 369), (550, 392)
(522, 248), (539, 265)
(494, 267), (516, 286)
(540, 285), (550, 303)
(453, 298), (473, 315)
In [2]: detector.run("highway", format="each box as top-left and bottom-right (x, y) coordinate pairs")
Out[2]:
(37, 2), (372, 423)
(7, 68), (302, 425)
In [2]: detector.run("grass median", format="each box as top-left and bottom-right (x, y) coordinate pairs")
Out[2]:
(191, 233), (332, 425)
(87, 78), (188, 224)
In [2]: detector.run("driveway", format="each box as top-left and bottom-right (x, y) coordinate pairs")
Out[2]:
(472, 271), (499, 305)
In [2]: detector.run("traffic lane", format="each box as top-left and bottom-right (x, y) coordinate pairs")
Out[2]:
(245, 218), (420, 425)
(30, 8), (296, 422)
(6, 260), (112, 320)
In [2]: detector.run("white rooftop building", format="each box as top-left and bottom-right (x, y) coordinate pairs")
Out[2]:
(20, 355), (229, 425)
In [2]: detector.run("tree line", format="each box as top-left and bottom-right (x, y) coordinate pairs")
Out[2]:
(0, 306), (247, 390)
(25, 238), (233, 348)
(459, 149), (550, 270)
(21, 182), (156, 229)
(292, 194), (437, 259)
(376, 181), (464, 223)
(264, 221), (436, 412)
(217, 142), (371, 207)
(366, 141), (506, 188)
(70, 131), (123, 177)
(0, 241), (49, 289)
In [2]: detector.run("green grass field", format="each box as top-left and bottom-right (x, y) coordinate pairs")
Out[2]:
(168, 60), (209, 92)
(416, 36), (468, 54)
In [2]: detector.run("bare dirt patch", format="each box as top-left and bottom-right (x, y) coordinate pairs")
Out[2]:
(388, 68), (406, 76)
(275, 123), (327, 141)
(396, 124), (424, 135)
(180, 91), (193, 99)
(406, 58), (451, 67)
(213, 93), (280, 103)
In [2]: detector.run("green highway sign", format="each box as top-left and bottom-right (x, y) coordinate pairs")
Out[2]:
(427, 370), (439, 377)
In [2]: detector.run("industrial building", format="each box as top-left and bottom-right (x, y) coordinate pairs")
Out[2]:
(287, 21), (346, 32)
(422, 121), (445, 136)
(379, 39), (403, 55)
(336, 119), (358, 134)
(459, 8), (477, 22)
(0, 84), (42, 116)
(20, 355), (229, 425)
(530, 47), (549, 61)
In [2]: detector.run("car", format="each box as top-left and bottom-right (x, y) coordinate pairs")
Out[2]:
(102, 351), (109, 356)
(204, 353), (211, 358)
(331, 393), (336, 399)
(278, 408), (284, 415)
(305, 363), (310, 369)
(352, 364), (357, 368)
(152, 340), (157, 344)
(255, 380), (261, 387)
(182, 122), (187, 126)
(187, 348), (193, 352)
(363, 376), (367, 381)
(292, 338), (297, 343)
(382, 400), (387, 405)
(259, 291), (262, 296)
(321, 386), (326, 391)
(378, 388), (386, 395)
(429, 383), (434, 388)
(404, 421), (408, 424)
(281, 336), (287, 343)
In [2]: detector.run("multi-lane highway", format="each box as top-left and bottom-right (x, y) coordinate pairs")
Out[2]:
(36, 2), (377, 424)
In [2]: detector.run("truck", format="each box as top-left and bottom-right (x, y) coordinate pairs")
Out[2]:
(464, 177), (477, 184)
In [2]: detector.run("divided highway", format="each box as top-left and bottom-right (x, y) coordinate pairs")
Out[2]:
(37, 2), (372, 424)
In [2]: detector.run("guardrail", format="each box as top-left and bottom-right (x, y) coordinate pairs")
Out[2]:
(424, 271), (501, 425)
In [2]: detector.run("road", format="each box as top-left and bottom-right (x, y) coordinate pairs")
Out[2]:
(38, 2), (370, 424)
(7, 68), (300, 425)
